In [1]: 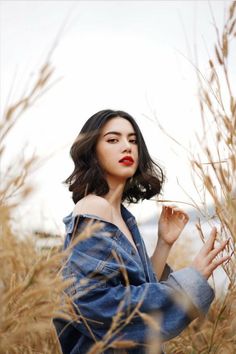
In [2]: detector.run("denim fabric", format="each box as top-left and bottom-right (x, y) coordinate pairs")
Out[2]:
(55, 204), (215, 354)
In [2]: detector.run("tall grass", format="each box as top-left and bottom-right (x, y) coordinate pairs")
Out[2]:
(166, 2), (236, 353)
(1, 2), (235, 353)
(0, 61), (76, 354)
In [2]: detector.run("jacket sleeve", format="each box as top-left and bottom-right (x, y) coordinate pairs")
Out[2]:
(63, 217), (215, 342)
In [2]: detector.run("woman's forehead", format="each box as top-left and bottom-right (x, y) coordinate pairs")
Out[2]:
(101, 117), (136, 135)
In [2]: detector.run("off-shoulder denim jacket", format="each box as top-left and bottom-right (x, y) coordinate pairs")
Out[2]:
(55, 204), (215, 354)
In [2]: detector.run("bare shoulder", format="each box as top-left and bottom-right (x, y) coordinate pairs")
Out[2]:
(73, 195), (113, 222)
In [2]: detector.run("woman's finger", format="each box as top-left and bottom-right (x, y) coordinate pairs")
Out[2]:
(166, 206), (189, 219)
(208, 254), (231, 272)
(160, 205), (169, 218)
(161, 206), (189, 225)
(168, 205), (186, 214)
(162, 206), (174, 218)
(207, 239), (230, 262)
(203, 227), (218, 253)
(162, 205), (179, 213)
(178, 212), (189, 221)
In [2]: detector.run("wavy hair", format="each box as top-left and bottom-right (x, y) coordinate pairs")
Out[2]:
(64, 109), (165, 204)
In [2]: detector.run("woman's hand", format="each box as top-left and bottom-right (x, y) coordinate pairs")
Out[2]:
(158, 205), (189, 246)
(192, 227), (231, 279)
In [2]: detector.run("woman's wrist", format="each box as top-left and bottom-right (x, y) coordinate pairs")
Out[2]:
(151, 238), (172, 279)
(152, 238), (172, 259)
(156, 237), (173, 250)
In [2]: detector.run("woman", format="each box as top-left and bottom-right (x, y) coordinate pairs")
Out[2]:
(55, 109), (230, 354)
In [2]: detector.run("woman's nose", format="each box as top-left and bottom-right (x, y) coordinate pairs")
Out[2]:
(122, 139), (132, 152)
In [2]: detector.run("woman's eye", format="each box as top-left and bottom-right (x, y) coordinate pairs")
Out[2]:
(107, 138), (118, 143)
(130, 139), (137, 144)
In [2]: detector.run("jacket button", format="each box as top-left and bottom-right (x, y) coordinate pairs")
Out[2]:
(131, 249), (136, 256)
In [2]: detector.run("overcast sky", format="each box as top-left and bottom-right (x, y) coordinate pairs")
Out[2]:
(0, 0), (231, 235)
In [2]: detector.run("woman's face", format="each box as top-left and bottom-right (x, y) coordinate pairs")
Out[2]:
(96, 117), (139, 183)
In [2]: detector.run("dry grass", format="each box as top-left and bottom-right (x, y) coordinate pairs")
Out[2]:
(0, 60), (77, 354)
(166, 2), (236, 353)
(0, 217), (74, 354)
(1, 2), (235, 353)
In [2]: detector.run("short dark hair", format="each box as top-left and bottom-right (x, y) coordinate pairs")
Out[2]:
(64, 109), (165, 204)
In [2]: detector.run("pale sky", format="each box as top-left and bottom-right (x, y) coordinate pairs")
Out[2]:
(0, 0), (231, 235)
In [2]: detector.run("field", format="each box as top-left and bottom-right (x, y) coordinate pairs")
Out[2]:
(0, 2), (235, 353)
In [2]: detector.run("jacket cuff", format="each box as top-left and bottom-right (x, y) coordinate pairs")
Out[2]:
(168, 267), (215, 315)
(160, 263), (173, 281)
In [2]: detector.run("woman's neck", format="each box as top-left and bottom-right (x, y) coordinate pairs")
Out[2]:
(103, 179), (126, 213)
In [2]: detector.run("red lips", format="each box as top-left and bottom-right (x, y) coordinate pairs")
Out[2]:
(119, 156), (134, 166)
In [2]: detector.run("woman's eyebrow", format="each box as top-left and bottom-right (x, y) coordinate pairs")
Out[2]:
(103, 131), (136, 137)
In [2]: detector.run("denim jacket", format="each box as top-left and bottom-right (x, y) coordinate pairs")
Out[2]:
(55, 204), (215, 354)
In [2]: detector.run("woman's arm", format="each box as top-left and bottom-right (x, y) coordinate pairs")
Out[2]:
(151, 205), (189, 279)
(150, 239), (172, 280)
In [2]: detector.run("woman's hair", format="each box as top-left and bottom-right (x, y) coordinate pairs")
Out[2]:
(64, 109), (165, 204)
